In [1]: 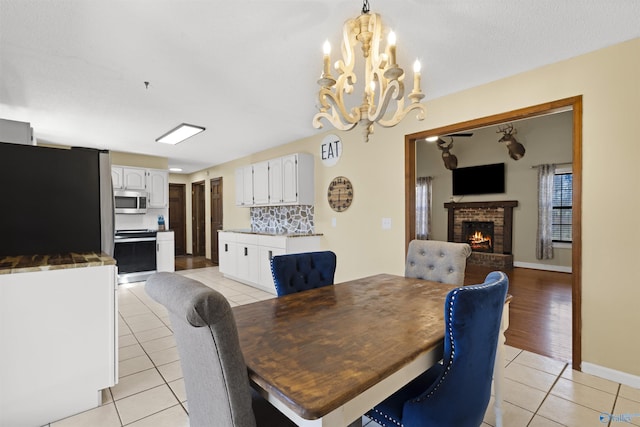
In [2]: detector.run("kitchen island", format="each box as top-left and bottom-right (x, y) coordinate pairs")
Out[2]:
(218, 230), (323, 294)
(0, 252), (118, 427)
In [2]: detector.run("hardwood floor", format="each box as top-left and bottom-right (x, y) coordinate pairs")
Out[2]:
(174, 255), (216, 271)
(464, 264), (572, 363)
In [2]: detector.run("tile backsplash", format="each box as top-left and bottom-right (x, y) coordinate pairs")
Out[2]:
(250, 205), (314, 234)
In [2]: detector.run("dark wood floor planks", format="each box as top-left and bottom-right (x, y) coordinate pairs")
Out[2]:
(465, 264), (572, 363)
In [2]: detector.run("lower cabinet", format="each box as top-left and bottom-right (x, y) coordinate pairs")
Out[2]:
(218, 231), (321, 294)
(0, 264), (118, 427)
(156, 231), (175, 272)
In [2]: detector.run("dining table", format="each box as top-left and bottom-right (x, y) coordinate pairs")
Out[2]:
(232, 273), (509, 427)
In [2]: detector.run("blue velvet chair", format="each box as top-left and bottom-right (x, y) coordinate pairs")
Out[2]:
(366, 271), (509, 427)
(270, 251), (337, 296)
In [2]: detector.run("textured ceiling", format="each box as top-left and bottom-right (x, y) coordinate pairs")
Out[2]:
(1, 0), (639, 173)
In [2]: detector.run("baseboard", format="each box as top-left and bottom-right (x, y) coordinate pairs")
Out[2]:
(582, 362), (640, 389)
(513, 261), (572, 273)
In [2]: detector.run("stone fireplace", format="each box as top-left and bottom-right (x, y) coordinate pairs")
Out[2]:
(444, 201), (518, 269)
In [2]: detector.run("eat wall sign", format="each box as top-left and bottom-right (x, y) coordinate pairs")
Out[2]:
(320, 134), (342, 167)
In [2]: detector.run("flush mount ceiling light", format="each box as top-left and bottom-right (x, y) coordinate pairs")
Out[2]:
(312, 0), (426, 142)
(156, 123), (205, 145)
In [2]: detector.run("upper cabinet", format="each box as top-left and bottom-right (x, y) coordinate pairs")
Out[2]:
(252, 161), (270, 205)
(235, 153), (314, 207)
(112, 166), (146, 190)
(112, 165), (168, 209)
(268, 157), (283, 204)
(147, 169), (168, 208)
(235, 166), (254, 206)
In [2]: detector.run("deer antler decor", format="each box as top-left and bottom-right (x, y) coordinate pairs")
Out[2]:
(497, 124), (526, 160)
(436, 138), (458, 170)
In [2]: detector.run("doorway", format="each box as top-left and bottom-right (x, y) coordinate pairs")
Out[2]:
(404, 96), (582, 369)
(169, 183), (186, 256)
(210, 177), (223, 265)
(192, 181), (206, 256)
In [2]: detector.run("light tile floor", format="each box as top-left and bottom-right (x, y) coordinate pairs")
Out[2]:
(44, 267), (640, 427)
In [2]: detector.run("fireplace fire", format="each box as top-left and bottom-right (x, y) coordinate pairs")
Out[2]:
(462, 221), (494, 253)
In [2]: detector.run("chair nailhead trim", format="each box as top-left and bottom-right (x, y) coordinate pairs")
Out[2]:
(371, 408), (402, 426)
(410, 272), (507, 403)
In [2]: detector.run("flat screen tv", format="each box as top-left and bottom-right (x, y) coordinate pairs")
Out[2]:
(452, 163), (505, 195)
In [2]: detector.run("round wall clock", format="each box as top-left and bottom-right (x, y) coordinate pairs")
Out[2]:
(327, 176), (353, 212)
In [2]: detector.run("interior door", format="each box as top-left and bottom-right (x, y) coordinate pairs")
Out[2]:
(192, 181), (206, 256)
(210, 177), (223, 265)
(169, 183), (186, 256)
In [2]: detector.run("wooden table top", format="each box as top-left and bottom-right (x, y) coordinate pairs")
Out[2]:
(232, 273), (457, 420)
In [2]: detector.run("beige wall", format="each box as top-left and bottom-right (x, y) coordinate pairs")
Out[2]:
(417, 110), (573, 268)
(111, 151), (168, 169)
(180, 38), (640, 377)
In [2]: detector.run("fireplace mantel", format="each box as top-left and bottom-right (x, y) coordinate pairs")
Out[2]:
(444, 200), (519, 268)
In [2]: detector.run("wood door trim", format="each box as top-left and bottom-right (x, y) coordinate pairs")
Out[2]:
(404, 95), (583, 370)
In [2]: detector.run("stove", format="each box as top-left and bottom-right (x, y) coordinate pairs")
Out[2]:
(114, 229), (157, 283)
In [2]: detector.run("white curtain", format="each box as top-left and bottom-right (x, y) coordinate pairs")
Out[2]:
(536, 164), (555, 259)
(416, 176), (432, 240)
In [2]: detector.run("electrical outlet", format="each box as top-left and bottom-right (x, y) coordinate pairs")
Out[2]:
(382, 218), (392, 230)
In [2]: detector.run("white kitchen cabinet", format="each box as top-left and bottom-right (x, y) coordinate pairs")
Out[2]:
(147, 169), (168, 208)
(0, 264), (118, 427)
(235, 166), (254, 206)
(252, 161), (270, 205)
(268, 157), (283, 204)
(219, 231), (321, 294)
(258, 236), (286, 292)
(156, 231), (175, 272)
(282, 153), (314, 205)
(235, 153), (314, 207)
(235, 233), (259, 284)
(111, 167), (124, 189)
(218, 232), (237, 276)
(122, 167), (147, 190)
(111, 166), (147, 191)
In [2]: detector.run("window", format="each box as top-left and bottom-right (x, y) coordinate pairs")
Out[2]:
(552, 170), (572, 242)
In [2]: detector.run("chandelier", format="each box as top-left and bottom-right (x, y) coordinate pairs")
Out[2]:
(312, 0), (426, 142)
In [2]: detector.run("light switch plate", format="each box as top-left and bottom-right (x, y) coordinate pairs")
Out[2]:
(382, 218), (392, 230)
(332, 217), (337, 227)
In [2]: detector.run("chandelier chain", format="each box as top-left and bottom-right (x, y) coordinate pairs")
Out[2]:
(362, 0), (370, 14)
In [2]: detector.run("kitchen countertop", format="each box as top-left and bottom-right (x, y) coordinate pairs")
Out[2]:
(220, 229), (323, 237)
(0, 252), (116, 275)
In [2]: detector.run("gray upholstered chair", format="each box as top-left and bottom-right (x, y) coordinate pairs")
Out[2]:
(405, 240), (472, 285)
(145, 272), (295, 427)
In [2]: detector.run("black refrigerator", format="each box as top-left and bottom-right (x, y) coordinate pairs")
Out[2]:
(0, 142), (115, 257)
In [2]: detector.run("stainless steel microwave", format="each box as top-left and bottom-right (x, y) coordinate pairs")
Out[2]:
(114, 190), (148, 214)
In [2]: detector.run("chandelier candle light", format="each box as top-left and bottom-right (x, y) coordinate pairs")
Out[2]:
(313, 1), (426, 142)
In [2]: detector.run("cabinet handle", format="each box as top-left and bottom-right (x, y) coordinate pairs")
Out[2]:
(225, 243), (228, 252)
(244, 247), (248, 256)
(157, 243), (159, 251)
(268, 250), (273, 260)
